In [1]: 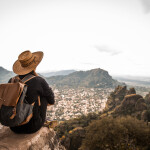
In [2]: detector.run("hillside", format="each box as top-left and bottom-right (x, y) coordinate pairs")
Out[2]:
(46, 68), (124, 88)
(41, 70), (76, 77)
(0, 67), (15, 83)
(0, 67), (124, 88)
(55, 86), (150, 150)
(113, 75), (150, 87)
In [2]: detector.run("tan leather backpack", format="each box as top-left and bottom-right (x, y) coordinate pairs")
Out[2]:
(0, 74), (36, 127)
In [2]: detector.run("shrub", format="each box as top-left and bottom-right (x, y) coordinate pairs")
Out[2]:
(54, 112), (99, 138)
(80, 116), (150, 150)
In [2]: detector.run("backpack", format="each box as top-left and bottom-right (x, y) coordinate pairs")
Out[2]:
(0, 74), (37, 127)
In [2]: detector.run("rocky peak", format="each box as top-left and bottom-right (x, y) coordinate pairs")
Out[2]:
(104, 86), (127, 111)
(103, 86), (148, 120)
(104, 86), (140, 112)
(46, 68), (124, 88)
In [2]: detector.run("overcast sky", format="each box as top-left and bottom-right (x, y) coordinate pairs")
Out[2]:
(0, 0), (150, 76)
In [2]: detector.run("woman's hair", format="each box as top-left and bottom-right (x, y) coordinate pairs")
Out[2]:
(28, 70), (38, 76)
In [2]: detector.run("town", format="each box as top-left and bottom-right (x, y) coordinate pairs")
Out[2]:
(46, 87), (113, 121)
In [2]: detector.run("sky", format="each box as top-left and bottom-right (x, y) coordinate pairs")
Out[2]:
(0, 0), (150, 76)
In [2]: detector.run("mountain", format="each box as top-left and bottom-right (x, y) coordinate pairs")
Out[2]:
(0, 67), (15, 83)
(113, 75), (150, 87)
(41, 70), (76, 77)
(46, 68), (125, 88)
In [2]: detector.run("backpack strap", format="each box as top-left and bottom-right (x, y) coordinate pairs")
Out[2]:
(21, 74), (36, 83)
(21, 74), (41, 106)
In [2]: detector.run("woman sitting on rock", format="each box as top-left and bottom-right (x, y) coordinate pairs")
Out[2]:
(9, 50), (55, 134)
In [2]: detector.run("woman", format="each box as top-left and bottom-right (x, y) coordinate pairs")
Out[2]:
(9, 50), (55, 134)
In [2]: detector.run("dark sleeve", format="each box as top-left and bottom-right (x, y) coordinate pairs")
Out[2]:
(41, 78), (55, 104)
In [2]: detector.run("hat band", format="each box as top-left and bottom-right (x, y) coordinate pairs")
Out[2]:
(21, 56), (36, 67)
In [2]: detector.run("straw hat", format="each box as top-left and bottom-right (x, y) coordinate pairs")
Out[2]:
(13, 50), (43, 75)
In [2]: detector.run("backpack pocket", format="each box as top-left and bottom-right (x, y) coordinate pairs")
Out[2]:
(0, 101), (34, 127)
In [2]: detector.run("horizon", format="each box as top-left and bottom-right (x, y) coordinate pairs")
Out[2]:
(0, 0), (150, 76)
(1, 65), (150, 78)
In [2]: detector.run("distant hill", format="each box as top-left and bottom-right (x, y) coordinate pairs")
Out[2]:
(113, 75), (150, 87)
(41, 70), (76, 77)
(46, 68), (125, 88)
(0, 67), (15, 83)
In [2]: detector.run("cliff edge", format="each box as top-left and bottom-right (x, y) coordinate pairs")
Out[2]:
(0, 126), (65, 150)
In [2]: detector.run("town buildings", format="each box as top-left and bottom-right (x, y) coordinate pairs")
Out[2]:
(47, 88), (113, 121)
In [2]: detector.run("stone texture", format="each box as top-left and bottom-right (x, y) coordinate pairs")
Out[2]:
(102, 86), (148, 120)
(104, 86), (127, 111)
(0, 127), (65, 150)
(145, 92), (150, 104)
(126, 87), (136, 95)
(61, 127), (85, 150)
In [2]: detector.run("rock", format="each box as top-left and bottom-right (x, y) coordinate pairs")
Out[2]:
(145, 92), (150, 104)
(126, 88), (136, 95)
(135, 98), (147, 111)
(61, 127), (85, 150)
(121, 94), (143, 108)
(141, 110), (150, 122)
(103, 86), (148, 120)
(104, 86), (127, 111)
(114, 94), (147, 117)
(0, 127), (66, 150)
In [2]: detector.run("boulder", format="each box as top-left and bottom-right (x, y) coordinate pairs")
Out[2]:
(141, 110), (150, 122)
(126, 87), (136, 95)
(121, 94), (143, 107)
(114, 94), (147, 117)
(145, 92), (150, 104)
(0, 126), (65, 150)
(135, 98), (147, 111)
(61, 127), (85, 150)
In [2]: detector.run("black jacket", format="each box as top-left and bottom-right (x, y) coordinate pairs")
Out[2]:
(9, 73), (55, 134)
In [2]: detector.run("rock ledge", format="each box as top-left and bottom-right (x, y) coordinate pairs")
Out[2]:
(0, 126), (65, 150)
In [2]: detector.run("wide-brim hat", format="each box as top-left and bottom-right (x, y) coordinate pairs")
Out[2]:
(13, 50), (43, 75)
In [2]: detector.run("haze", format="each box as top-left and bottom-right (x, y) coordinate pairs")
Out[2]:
(0, 0), (150, 76)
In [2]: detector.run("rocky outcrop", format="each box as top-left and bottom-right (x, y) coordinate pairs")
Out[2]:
(114, 94), (146, 114)
(104, 86), (127, 111)
(61, 127), (85, 150)
(126, 87), (136, 95)
(103, 86), (148, 120)
(135, 98), (147, 111)
(0, 126), (65, 150)
(104, 86), (137, 112)
(141, 110), (150, 122)
(145, 92), (150, 104)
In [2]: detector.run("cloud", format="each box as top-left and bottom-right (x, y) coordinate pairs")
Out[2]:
(140, 0), (150, 13)
(82, 62), (100, 66)
(94, 46), (122, 56)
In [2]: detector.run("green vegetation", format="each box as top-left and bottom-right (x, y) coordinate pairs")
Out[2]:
(46, 68), (124, 88)
(55, 115), (150, 150)
(54, 86), (150, 150)
(80, 116), (150, 150)
(55, 112), (99, 138)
